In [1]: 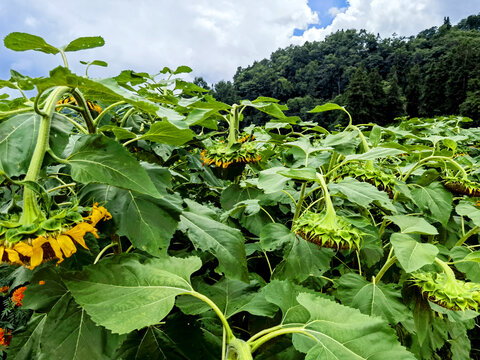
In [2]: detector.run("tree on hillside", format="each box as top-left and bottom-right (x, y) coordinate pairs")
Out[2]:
(405, 65), (422, 117)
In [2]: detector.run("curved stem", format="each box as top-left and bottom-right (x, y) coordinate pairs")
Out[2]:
(249, 327), (315, 353)
(94, 243), (116, 264)
(402, 156), (468, 182)
(53, 112), (89, 134)
(281, 190), (296, 205)
(72, 89), (96, 133)
(247, 325), (282, 344)
(0, 107), (33, 118)
(119, 107), (136, 127)
(374, 255), (397, 284)
(20, 86), (71, 224)
(186, 291), (234, 342)
(94, 101), (126, 126)
(59, 50), (69, 68)
(454, 226), (480, 247)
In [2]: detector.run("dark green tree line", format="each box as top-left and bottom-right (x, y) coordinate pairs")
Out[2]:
(210, 14), (480, 128)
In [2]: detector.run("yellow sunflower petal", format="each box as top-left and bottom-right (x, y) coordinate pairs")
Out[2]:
(13, 242), (33, 257)
(56, 234), (77, 258)
(4, 248), (23, 265)
(65, 222), (97, 249)
(0, 246), (4, 265)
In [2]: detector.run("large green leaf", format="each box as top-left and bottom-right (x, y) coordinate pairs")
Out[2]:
(257, 166), (289, 193)
(273, 236), (334, 282)
(4, 32), (59, 54)
(412, 182), (453, 226)
(179, 200), (249, 282)
(64, 36), (105, 52)
(456, 200), (480, 227)
(65, 254), (201, 334)
(68, 134), (161, 198)
(39, 293), (123, 360)
(260, 223), (295, 251)
(80, 184), (182, 256)
(177, 278), (275, 318)
(278, 167), (318, 182)
(450, 246), (480, 282)
(345, 147), (405, 160)
(329, 177), (396, 211)
(386, 215), (438, 235)
(0, 112), (39, 176)
(141, 121), (195, 145)
(263, 280), (314, 324)
(336, 273), (410, 325)
(6, 313), (46, 360)
(308, 103), (345, 113)
(293, 293), (416, 359)
(390, 233), (438, 272)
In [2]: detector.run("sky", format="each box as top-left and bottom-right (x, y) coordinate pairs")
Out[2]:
(0, 0), (479, 88)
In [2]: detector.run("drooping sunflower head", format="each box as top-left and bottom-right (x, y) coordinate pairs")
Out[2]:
(443, 176), (480, 197)
(201, 139), (262, 169)
(293, 211), (363, 251)
(56, 96), (102, 116)
(0, 203), (111, 270)
(411, 272), (480, 311)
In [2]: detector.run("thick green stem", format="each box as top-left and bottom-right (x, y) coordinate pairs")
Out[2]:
(454, 226), (480, 247)
(72, 90), (96, 133)
(434, 257), (456, 283)
(317, 173), (336, 219)
(292, 182), (307, 224)
(20, 86), (71, 224)
(374, 252), (397, 284)
(226, 338), (252, 360)
(227, 105), (240, 149)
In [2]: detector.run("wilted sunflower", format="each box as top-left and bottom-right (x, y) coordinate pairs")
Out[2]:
(412, 271), (480, 311)
(201, 139), (262, 169)
(293, 210), (363, 251)
(0, 203), (111, 270)
(443, 176), (480, 197)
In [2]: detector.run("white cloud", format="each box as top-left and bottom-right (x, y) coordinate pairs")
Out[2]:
(3, 0), (317, 83)
(1, 0), (478, 85)
(328, 7), (347, 17)
(294, 0), (480, 44)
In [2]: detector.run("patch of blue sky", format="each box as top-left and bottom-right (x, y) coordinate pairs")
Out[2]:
(293, 0), (349, 36)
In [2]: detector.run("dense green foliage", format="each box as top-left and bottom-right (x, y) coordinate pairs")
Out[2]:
(207, 14), (480, 128)
(1, 31), (480, 360)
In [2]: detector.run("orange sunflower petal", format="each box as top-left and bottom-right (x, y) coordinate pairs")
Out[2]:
(56, 234), (77, 258)
(86, 204), (112, 226)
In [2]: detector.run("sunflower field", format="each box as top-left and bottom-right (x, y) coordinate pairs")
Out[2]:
(1, 33), (480, 360)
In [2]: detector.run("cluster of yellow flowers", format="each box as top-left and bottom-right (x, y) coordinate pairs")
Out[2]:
(0, 204), (111, 270)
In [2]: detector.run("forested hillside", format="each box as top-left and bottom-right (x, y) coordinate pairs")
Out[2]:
(203, 14), (480, 128)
